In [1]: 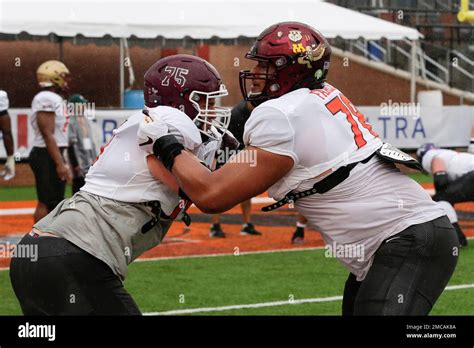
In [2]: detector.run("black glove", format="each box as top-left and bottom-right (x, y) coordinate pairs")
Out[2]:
(215, 131), (240, 169)
(221, 130), (240, 152)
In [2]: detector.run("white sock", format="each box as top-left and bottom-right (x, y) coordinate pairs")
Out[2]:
(6, 155), (14, 166)
(296, 222), (306, 229)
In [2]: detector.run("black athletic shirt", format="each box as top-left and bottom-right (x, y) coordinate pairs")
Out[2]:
(215, 100), (252, 167)
(227, 100), (252, 150)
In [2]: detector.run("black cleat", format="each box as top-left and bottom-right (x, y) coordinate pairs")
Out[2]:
(291, 227), (305, 244)
(210, 223), (226, 238)
(240, 223), (262, 236)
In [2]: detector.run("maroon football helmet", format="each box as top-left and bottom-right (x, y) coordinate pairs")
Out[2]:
(144, 54), (230, 139)
(239, 22), (332, 105)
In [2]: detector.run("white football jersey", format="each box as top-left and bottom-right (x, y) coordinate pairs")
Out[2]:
(244, 84), (445, 281)
(0, 90), (9, 111)
(82, 106), (205, 216)
(422, 149), (474, 181)
(30, 91), (68, 147)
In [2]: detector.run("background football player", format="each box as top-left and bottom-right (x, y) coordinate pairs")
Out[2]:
(67, 94), (97, 194)
(417, 143), (473, 246)
(144, 22), (459, 316)
(0, 89), (15, 180)
(29, 60), (72, 222)
(9, 55), (232, 315)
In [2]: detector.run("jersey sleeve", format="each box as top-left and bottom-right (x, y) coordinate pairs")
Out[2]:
(0, 90), (9, 112)
(243, 105), (298, 165)
(148, 106), (202, 152)
(32, 91), (60, 113)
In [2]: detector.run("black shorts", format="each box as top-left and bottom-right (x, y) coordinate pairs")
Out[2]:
(342, 215), (458, 315)
(29, 146), (66, 210)
(9, 233), (141, 315)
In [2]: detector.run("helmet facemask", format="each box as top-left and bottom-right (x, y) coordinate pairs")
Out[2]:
(189, 84), (231, 140)
(239, 54), (283, 106)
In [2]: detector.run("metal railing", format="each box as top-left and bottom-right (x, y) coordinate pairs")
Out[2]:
(334, 37), (473, 92)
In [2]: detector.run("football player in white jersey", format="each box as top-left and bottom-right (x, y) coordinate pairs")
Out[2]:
(144, 22), (459, 315)
(417, 143), (473, 246)
(0, 90), (15, 180)
(418, 143), (474, 204)
(10, 55), (232, 315)
(29, 60), (72, 222)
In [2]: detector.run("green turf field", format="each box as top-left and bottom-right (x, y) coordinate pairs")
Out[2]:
(0, 185), (73, 202)
(0, 245), (472, 315)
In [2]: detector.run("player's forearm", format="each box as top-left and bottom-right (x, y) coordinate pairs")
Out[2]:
(431, 157), (447, 174)
(0, 113), (14, 155)
(2, 130), (14, 156)
(172, 152), (235, 214)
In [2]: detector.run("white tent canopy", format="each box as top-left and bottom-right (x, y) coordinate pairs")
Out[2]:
(0, 0), (422, 104)
(0, 0), (422, 40)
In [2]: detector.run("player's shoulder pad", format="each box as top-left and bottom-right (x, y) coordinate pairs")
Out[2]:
(148, 106), (202, 151)
(243, 103), (293, 149)
(32, 90), (63, 112)
(0, 90), (9, 111)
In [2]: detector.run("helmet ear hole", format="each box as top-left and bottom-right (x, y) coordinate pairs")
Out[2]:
(269, 83), (280, 92)
(275, 57), (287, 67)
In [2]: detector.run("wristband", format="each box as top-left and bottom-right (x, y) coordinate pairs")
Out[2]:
(153, 134), (184, 171)
(434, 171), (448, 192)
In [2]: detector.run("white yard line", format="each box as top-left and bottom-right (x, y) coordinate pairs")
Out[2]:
(145, 283), (474, 315)
(135, 246), (325, 263)
(0, 208), (35, 216)
(144, 296), (344, 316)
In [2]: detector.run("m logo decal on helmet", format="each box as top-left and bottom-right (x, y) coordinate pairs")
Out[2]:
(292, 43), (306, 53)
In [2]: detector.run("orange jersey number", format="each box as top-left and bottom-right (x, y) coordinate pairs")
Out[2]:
(325, 94), (378, 148)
